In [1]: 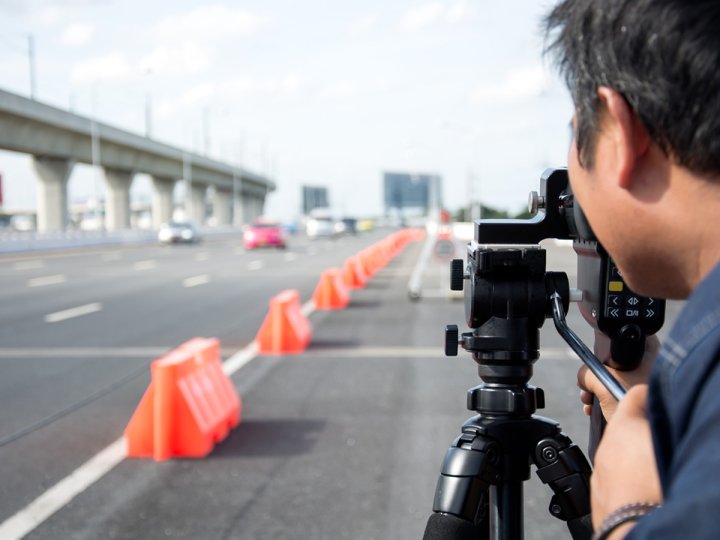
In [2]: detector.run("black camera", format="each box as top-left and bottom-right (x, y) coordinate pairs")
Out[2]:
(448, 167), (665, 371)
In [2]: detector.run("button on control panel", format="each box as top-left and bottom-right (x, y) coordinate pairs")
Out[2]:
(604, 260), (662, 322)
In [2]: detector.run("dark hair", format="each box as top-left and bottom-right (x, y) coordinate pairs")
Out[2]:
(544, 0), (720, 174)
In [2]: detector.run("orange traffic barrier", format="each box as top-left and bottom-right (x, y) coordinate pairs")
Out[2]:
(256, 289), (312, 354)
(125, 337), (241, 461)
(342, 256), (367, 289)
(312, 268), (350, 310)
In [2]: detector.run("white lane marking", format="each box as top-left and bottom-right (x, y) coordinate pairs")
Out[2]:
(301, 300), (316, 318)
(133, 260), (156, 271)
(222, 340), (260, 375)
(194, 252), (209, 261)
(284, 252), (297, 262)
(0, 347), (170, 358)
(182, 274), (211, 288)
(0, 339), (263, 538)
(299, 346), (576, 359)
(246, 260), (264, 271)
(13, 260), (44, 271)
(27, 274), (66, 288)
(44, 303), (102, 323)
(0, 438), (126, 540)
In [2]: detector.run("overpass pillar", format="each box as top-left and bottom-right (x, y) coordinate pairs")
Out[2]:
(151, 176), (175, 229)
(33, 156), (73, 232)
(104, 168), (134, 230)
(188, 184), (207, 224)
(212, 189), (232, 226)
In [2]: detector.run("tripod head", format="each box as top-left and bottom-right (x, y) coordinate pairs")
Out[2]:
(446, 168), (665, 382)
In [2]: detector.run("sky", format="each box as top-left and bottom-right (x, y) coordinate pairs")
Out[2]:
(0, 0), (574, 221)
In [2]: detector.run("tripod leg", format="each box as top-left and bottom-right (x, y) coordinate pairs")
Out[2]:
(422, 430), (498, 540)
(533, 432), (593, 540)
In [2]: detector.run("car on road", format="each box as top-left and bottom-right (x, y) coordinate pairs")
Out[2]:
(158, 221), (202, 244)
(243, 221), (287, 249)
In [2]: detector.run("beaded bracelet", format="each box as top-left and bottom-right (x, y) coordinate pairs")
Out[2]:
(592, 502), (661, 540)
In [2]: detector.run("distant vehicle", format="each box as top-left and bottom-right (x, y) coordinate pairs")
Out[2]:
(341, 217), (358, 235)
(306, 208), (345, 239)
(158, 222), (201, 244)
(243, 221), (287, 249)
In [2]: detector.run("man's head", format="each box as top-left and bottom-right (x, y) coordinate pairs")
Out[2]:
(544, 0), (720, 298)
(545, 0), (720, 175)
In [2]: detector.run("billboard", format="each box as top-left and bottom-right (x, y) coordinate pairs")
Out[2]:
(383, 172), (442, 214)
(302, 185), (329, 215)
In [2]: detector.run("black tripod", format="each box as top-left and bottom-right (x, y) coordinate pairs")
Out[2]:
(423, 247), (595, 540)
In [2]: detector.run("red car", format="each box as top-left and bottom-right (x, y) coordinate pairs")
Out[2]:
(243, 221), (287, 249)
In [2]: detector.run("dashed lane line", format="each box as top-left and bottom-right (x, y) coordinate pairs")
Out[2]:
(27, 274), (66, 288)
(44, 303), (102, 323)
(133, 260), (156, 271)
(182, 274), (211, 288)
(12, 260), (45, 271)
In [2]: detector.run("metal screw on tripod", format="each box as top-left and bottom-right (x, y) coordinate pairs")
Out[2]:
(450, 259), (465, 291)
(444, 325), (459, 356)
(528, 190), (546, 214)
(550, 503), (562, 516)
(542, 446), (558, 462)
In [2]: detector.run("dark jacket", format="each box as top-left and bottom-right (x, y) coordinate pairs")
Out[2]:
(630, 263), (720, 538)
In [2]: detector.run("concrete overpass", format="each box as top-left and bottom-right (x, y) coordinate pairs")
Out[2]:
(0, 88), (275, 232)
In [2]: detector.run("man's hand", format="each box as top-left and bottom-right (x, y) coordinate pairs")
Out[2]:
(590, 385), (662, 533)
(577, 331), (659, 420)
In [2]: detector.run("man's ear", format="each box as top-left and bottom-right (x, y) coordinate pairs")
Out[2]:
(596, 86), (650, 190)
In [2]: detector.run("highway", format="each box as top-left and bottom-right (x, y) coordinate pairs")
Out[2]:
(0, 232), (683, 539)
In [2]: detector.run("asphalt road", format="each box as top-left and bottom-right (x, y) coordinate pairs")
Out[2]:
(0, 233), (684, 539)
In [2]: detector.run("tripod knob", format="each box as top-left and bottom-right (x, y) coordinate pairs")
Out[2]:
(450, 259), (465, 291)
(445, 325), (459, 356)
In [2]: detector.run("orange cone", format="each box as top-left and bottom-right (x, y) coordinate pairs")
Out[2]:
(343, 256), (367, 289)
(312, 268), (350, 309)
(125, 337), (242, 461)
(256, 289), (312, 354)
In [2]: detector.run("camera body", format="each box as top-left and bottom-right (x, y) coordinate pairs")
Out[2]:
(457, 168), (664, 369)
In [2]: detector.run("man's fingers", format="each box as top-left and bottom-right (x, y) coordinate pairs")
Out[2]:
(580, 389), (594, 405)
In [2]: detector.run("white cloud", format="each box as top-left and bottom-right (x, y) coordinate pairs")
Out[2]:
(399, 3), (445, 32)
(319, 81), (355, 100)
(470, 66), (550, 104)
(71, 52), (135, 84)
(151, 4), (269, 42)
(138, 43), (209, 77)
(60, 22), (95, 46)
(155, 75), (307, 119)
(399, 1), (474, 32)
(349, 14), (379, 37)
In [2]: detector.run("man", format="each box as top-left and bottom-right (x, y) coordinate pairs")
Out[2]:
(545, 1), (720, 539)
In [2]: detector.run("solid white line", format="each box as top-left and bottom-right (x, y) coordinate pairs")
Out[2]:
(0, 438), (126, 540)
(182, 274), (211, 288)
(44, 303), (102, 323)
(27, 274), (66, 288)
(13, 260), (44, 271)
(0, 347), (170, 358)
(133, 260), (156, 271)
(301, 300), (316, 318)
(222, 340), (260, 375)
(246, 260), (264, 271)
